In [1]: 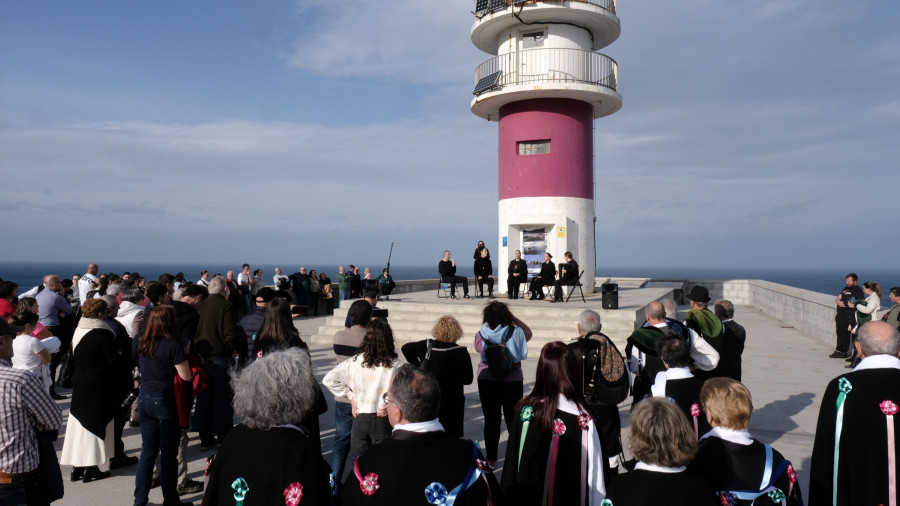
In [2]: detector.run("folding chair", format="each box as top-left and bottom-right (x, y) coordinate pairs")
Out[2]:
(437, 279), (454, 298)
(564, 270), (586, 303)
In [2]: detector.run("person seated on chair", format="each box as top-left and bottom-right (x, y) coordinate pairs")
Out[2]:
(474, 248), (494, 298)
(377, 268), (396, 300)
(439, 250), (471, 300)
(551, 251), (578, 303)
(529, 253), (555, 300)
(507, 250), (527, 299)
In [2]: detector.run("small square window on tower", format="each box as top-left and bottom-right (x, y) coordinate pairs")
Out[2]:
(518, 140), (550, 155)
(522, 31), (545, 49)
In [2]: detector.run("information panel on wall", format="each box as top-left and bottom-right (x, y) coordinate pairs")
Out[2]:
(522, 228), (548, 276)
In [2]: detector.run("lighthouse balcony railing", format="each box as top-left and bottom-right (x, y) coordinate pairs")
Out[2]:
(473, 48), (618, 95)
(474, 0), (616, 17)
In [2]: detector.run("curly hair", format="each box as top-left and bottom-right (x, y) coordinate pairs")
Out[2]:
(431, 315), (463, 343)
(359, 319), (397, 368)
(232, 348), (317, 429)
(482, 300), (514, 330)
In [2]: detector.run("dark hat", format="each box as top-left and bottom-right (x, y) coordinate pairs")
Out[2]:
(688, 285), (711, 303)
(0, 319), (24, 337)
(256, 287), (277, 303)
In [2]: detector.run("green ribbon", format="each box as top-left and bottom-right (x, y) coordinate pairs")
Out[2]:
(833, 377), (852, 506)
(232, 477), (249, 505)
(519, 406), (534, 469)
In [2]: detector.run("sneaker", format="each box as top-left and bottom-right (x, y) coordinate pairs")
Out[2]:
(177, 479), (204, 495)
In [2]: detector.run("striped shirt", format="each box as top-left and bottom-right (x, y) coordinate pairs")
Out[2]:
(0, 359), (63, 473)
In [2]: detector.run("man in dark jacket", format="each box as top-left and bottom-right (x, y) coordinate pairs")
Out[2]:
(193, 276), (242, 450)
(238, 287), (274, 363)
(342, 364), (501, 505)
(832, 273), (865, 358)
(551, 251), (578, 302)
(710, 299), (746, 381)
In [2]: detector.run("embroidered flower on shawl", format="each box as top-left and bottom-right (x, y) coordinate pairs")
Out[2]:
(767, 488), (786, 502)
(256, 350), (264, 359)
(881, 400), (899, 416)
(577, 413), (591, 430)
(205, 455), (215, 476)
(600, 499), (614, 506)
(283, 482), (303, 506)
(232, 477), (249, 502)
(690, 403), (701, 417)
(424, 482), (449, 504)
(552, 418), (566, 436)
(786, 463), (797, 484)
(360, 473), (380, 496)
(718, 491), (738, 506)
(520, 405), (535, 422)
(838, 377), (852, 393)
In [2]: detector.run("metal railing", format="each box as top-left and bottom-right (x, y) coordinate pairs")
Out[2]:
(474, 48), (618, 93)
(474, 0), (616, 17)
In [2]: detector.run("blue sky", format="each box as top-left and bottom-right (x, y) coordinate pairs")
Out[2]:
(1, 0), (899, 270)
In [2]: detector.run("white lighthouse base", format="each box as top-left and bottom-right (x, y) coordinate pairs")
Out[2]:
(497, 196), (596, 296)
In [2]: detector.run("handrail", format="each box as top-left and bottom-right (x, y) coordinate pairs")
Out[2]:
(474, 48), (618, 93)
(474, 0), (616, 16)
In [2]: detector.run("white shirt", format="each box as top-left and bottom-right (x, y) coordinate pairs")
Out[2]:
(700, 426), (754, 445)
(12, 334), (52, 390)
(650, 366), (693, 398)
(855, 354), (900, 371)
(392, 419), (445, 434)
(78, 273), (97, 305)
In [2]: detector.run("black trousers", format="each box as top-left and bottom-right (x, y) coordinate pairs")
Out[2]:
(507, 276), (524, 299)
(529, 278), (549, 298)
(835, 311), (854, 352)
(477, 277), (494, 296)
(444, 276), (468, 297)
(554, 279), (575, 300)
(477, 379), (523, 461)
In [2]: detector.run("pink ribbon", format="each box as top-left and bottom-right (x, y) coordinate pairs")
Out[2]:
(882, 400), (898, 506)
(786, 463), (797, 500)
(691, 403), (701, 440)
(545, 418), (566, 506)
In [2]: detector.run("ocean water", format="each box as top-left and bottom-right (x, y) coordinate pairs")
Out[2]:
(1, 261), (898, 298)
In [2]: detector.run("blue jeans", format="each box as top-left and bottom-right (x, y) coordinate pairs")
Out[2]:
(331, 401), (353, 482)
(134, 394), (181, 506)
(0, 473), (43, 506)
(193, 357), (234, 445)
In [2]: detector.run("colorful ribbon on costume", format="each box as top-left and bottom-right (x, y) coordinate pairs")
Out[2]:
(283, 482), (303, 506)
(519, 406), (534, 469)
(232, 477), (249, 506)
(475, 457), (494, 506)
(353, 456), (380, 496)
(690, 403), (701, 440)
(882, 399), (898, 506)
(786, 462), (797, 500)
(424, 482), (449, 504)
(543, 418), (566, 506)
(445, 442), (482, 506)
(833, 377), (852, 506)
(578, 413), (591, 506)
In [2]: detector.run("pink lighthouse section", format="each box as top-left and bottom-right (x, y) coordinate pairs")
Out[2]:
(470, 0), (621, 294)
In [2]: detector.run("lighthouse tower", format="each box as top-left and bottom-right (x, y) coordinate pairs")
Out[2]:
(470, 0), (621, 294)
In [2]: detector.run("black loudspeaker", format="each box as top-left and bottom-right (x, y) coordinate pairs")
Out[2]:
(601, 282), (618, 310)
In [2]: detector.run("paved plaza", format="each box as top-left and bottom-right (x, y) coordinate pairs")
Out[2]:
(54, 293), (845, 504)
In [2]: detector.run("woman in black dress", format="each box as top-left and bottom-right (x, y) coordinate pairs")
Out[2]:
(474, 247), (495, 298)
(400, 315), (474, 437)
(690, 378), (803, 505)
(605, 397), (718, 506)
(502, 341), (607, 506)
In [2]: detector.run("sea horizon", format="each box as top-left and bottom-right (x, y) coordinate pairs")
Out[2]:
(2, 260), (899, 299)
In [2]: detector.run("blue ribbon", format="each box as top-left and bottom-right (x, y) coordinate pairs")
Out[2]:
(445, 442), (481, 506)
(424, 482), (449, 504)
(834, 377), (852, 505)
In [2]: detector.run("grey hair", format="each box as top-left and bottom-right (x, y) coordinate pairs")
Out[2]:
(858, 321), (900, 357)
(389, 363), (441, 423)
(172, 287), (185, 302)
(714, 300), (734, 320)
(578, 309), (602, 334)
(232, 348), (317, 430)
(121, 287), (144, 303)
(100, 295), (119, 311)
(106, 284), (123, 297)
(661, 299), (677, 318)
(208, 276), (226, 295)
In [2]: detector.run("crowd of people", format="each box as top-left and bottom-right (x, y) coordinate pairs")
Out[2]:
(1, 265), (899, 505)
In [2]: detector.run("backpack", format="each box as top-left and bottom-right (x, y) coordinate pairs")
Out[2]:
(483, 326), (516, 378)
(581, 332), (629, 405)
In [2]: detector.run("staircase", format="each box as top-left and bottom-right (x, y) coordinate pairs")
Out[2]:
(308, 288), (676, 352)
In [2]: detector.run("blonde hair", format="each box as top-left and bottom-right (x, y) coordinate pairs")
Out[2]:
(81, 298), (108, 319)
(629, 398), (698, 467)
(700, 377), (752, 430)
(431, 315), (463, 343)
